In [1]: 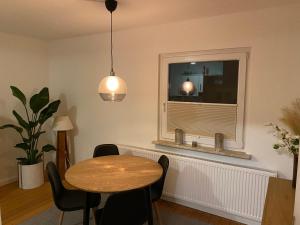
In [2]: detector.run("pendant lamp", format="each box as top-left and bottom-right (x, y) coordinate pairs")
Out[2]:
(182, 78), (195, 95)
(98, 0), (127, 102)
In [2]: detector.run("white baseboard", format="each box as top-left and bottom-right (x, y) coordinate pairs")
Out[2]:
(0, 176), (17, 187)
(162, 194), (261, 225)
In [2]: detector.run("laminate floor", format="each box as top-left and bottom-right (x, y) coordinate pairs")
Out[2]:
(0, 182), (243, 225)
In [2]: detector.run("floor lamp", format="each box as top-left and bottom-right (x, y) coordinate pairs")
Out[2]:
(52, 116), (73, 179)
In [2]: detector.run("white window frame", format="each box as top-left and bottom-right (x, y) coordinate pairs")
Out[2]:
(158, 48), (249, 149)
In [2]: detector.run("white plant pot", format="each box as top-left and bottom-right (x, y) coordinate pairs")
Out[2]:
(19, 162), (44, 189)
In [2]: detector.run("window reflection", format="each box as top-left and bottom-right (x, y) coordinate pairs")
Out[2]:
(168, 60), (239, 104)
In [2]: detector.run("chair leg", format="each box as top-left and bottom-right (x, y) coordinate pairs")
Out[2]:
(58, 211), (64, 225)
(153, 202), (162, 225)
(92, 207), (97, 225)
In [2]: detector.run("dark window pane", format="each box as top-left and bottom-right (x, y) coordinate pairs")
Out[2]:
(168, 60), (239, 104)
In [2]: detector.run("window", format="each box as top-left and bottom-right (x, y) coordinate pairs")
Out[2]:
(168, 60), (239, 104)
(158, 48), (248, 149)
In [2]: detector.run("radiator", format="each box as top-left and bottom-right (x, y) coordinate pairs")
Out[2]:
(118, 145), (277, 224)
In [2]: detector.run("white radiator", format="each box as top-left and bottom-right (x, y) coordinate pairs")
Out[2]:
(118, 145), (277, 225)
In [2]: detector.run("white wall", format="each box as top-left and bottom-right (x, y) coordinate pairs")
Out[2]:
(0, 32), (49, 185)
(49, 4), (300, 179)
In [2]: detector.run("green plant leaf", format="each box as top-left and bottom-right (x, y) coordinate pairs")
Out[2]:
(29, 88), (49, 113)
(42, 144), (56, 152)
(10, 86), (26, 105)
(22, 137), (30, 143)
(38, 100), (61, 124)
(16, 157), (28, 164)
(12, 110), (29, 130)
(16, 157), (26, 161)
(0, 124), (23, 133)
(33, 131), (46, 139)
(292, 138), (299, 145)
(32, 149), (38, 157)
(15, 143), (30, 150)
(4, 86), (58, 165)
(36, 153), (43, 161)
(29, 121), (39, 128)
(26, 149), (39, 165)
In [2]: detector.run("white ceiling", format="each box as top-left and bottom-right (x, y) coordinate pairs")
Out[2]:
(0, 0), (297, 40)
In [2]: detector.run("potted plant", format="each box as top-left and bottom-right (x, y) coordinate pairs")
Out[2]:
(0, 86), (60, 189)
(269, 99), (300, 188)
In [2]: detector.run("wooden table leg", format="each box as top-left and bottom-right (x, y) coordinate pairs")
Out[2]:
(146, 186), (153, 225)
(83, 192), (90, 225)
(56, 131), (67, 179)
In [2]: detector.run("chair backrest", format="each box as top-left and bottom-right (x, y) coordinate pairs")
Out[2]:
(93, 144), (119, 158)
(97, 188), (148, 225)
(46, 162), (65, 207)
(152, 155), (169, 199)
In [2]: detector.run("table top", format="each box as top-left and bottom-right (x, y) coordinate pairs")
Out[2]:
(65, 155), (163, 193)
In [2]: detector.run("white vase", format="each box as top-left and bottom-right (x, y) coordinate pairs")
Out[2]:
(19, 162), (44, 189)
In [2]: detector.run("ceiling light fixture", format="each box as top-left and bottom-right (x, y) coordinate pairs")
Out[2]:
(98, 0), (127, 102)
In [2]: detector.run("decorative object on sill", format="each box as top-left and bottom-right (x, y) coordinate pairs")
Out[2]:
(181, 78), (195, 95)
(215, 133), (224, 152)
(52, 116), (73, 179)
(0, 86), (60, 189)
(268, 99), (300, 188)
(98, 0), (127, 102)
(192, 141), (197, 147)
(175, 129), (184, 145)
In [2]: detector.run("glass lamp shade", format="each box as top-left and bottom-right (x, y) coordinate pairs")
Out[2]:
(181, 79), (195, 95)
(98, 74), (127, 102)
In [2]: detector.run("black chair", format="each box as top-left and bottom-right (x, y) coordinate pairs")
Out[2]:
(150, 155), (169, 225)
(95, 188), (148, 225)
(46, 162), (101, 225)
(93, 144), (119, 158)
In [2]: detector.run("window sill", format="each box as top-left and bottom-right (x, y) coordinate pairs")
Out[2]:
(152, 140), (251, 160)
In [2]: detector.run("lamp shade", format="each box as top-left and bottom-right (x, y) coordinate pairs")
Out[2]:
(98, 74), (127, 102)
(52, 116), (74, 131)
(181, 78), (195, 95)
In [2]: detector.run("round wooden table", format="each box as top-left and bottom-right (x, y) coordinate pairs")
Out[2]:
(65, 155), (163, 225)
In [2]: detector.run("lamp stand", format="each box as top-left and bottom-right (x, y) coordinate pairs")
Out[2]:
(56, 131), (70, 179)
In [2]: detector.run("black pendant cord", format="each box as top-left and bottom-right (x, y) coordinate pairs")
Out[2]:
(110, 12), (114, 75)
(106, 0), (117, 75)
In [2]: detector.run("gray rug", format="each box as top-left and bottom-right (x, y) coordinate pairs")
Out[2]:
(19, 206), (210, 225)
